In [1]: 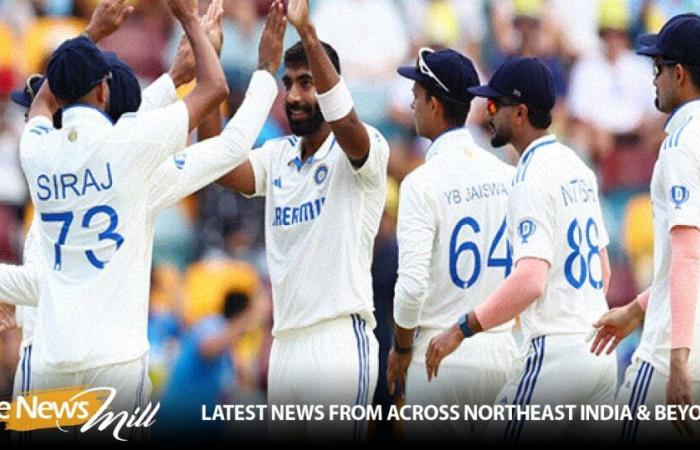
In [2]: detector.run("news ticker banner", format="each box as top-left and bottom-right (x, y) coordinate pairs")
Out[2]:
(1, 387), (699, 441)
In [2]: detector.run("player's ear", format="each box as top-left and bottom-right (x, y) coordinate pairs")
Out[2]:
(96, 80), (109, 107)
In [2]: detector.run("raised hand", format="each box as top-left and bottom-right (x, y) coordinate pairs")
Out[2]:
(203, 0), (224, 55)
(286, 0), (311, 31)
(167, 0), (200, 24)
(85, 0), (135, 43)
(258, 0), (287, 75)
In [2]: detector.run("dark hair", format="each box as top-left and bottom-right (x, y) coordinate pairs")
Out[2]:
(684, 64), (700, 90)
(526, 106), (553, 129)
(424, 86), (471, 127)
(284, 40), (341, 74)
(222, 292), (250, 319)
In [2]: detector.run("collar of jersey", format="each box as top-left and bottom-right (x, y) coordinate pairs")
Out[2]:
(519, 134), (557, 165)
(286, 133), (337, 171)
(425, 126), (476, 161)
(664, 98), (700, 135)
(61, 103), (115, 127)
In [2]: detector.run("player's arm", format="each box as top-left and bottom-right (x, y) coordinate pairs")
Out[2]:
(216, 0), (287, 196)
(84, 0), (134, 44)
(148, 2), (285, 211)
(425, 257), (548, 380)
(388, 178), (436, 395)
(286, 0), (370, 165)
(0, 264), (41, 307)
(168, 0), (228, 132)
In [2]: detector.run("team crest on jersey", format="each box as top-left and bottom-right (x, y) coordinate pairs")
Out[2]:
(518, 219), (536, 243)
(314, 164), (329, 185)
(173, 153), (187, 170)
(671, 185), (689, 210)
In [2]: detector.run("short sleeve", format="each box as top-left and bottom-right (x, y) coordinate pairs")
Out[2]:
(349, 125), (390, 187)
(509, 181), (556, 265)
(662, 144), (700, 231)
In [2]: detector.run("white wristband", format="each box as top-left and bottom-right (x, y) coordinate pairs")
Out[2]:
(316, 78), (354, 122)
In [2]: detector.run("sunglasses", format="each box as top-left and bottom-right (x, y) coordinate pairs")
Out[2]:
(487, 97), (522, 114)
(418, 47), (450, 93)
(653, 59), (678, 78)
(23, 73), (44, 101)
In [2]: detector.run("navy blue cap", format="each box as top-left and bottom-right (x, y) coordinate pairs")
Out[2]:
(397, 48), (480, 104)
(10, 74), (45, 108)
(636, 13), (700, 64)
(46, 36), (110, 103)
(102, 51), (142, 122)
(468, 57), (555, 111)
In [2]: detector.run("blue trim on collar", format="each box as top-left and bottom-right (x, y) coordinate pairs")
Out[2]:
(515, 137), (557, 184)
(62, 103), (115, 125)
(664, 97), (700, 129)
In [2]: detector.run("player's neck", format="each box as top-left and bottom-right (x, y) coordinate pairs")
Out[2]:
(300, 123), (332, 161)
(513, 129), (550, 155)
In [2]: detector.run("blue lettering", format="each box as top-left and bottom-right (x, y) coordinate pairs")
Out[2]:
(99, 163), (113, 190)
(37, 175), (51, 201)
(61, 174), (80, 199)
(82, 169), (100, 196)
(283, 207), (291, 226)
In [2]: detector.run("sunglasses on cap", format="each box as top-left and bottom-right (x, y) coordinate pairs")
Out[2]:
(487, 97), (522, 114)
(23, 73), (44, 102)
(653, 59), (678, 78)
(418, 47), (450, 93)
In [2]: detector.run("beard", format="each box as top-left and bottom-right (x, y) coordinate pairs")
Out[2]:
(490, 122), (511, 148)
(286, 102), (325, 136)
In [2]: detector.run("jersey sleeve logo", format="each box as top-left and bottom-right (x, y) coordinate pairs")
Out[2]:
(314, 164), (329, 185)
(670, 185), (689, 210)
(518, 219), (536, 244)
(173, 153), (187, 170)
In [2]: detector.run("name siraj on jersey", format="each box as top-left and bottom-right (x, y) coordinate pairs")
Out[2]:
(35, 163), (114, 201)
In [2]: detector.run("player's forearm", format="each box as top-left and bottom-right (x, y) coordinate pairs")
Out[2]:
(473, 259), (548, 332)
(139, 74), (178, 112)
(296, 24), (370, 161)
(197, 107), (222, 141)
(393, 283), (427, 331)
(393, 324), (415, 350)
(669, 227), (700, 350)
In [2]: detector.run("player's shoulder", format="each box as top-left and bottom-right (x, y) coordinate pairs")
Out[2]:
(20, 117), (59, 160)
(669, 116), (700, 152)
(256, 134), (298, 155)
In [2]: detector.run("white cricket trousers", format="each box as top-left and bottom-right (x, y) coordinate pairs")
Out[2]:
(616, 357), (700, 444)
(486, 333), (617, 444)
(267, 313), (378, 444)
(405, 328), (518, 443)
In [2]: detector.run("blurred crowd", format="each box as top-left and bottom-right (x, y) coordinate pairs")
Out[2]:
(0, 0), (698, 440)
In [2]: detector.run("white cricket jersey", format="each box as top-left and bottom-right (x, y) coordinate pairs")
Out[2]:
(635, 99), (700, 379)
(11, 70), (278, 374)
(508, 135), (610, 341)
(248, 125), (390, 335)
(393, 128), (516, 331)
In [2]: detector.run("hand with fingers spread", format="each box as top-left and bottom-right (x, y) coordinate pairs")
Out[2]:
(167, 0), (200, 24)
(258, 0), (287, 75)
(590, 299), (644, 356)
(286, 0), (311, 32)
(85, 0), (135, 43)
(425, 324), (464, 381)
(0, 303), (16, 333)
(169, 0), (224, 87)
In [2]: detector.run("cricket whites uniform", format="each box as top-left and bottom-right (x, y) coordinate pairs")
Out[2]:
(618, 100), (700, 443)
(3, 70), (278, 419)
(487, 135), (617, 443)
(247, 124), (389, 442)
(393, 128), (518, 442)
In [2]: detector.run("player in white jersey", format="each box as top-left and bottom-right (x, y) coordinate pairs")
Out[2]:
(3, 0), (223, 404)
(0, 0), (286, 429)
(591, 14), (700, 442)
(214, 0), (389, 442)
(0, 0), (230, 420)
(426, 57), (616, 443)
(386, 48), (518, 442)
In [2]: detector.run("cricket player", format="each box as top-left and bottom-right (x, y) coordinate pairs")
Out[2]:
(0, 0), (229, 418)
(387, 48), (518, 442)
(215, 0), (390, 442)
(0, 0), (286, 428)
(591, 13), (700, 442)
(3, 0), (229, 404)
(425, 57), (617, 443)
